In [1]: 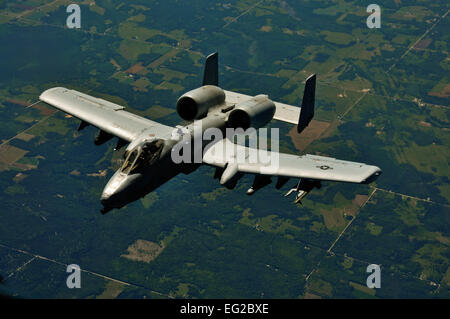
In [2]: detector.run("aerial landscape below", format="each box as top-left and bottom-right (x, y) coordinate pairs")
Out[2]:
(0, 0), (449, 299)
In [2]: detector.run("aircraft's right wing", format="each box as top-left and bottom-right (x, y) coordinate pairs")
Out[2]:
(39, 87), (174, 142)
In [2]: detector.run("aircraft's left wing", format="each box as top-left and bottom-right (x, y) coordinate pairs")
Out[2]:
(203, 138), (381, 185)
(39, 87), (173, 142)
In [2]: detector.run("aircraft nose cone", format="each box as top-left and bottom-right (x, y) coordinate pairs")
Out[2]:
(100, 184), (129, 214)
(100, 192), (111, 202)
(100, 197), (110, 207)
(100, 193), (114, 214)
(101, 176), (123, 209)
(100, 170), (144, 214)
(100, 184), (124, 214)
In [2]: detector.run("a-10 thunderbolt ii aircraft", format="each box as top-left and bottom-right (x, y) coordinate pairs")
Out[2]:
(39, 53), (381, 214)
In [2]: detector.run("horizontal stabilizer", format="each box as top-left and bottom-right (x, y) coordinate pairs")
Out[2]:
(224, 74), (316, 128)
(224, 90), (300, 124)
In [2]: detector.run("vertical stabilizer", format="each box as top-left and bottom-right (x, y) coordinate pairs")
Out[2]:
(203, 52), (219, 86)
(297, 74), (316, 133)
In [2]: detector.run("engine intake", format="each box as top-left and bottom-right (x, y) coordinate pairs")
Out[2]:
(227, 95), (276, 130)
(176, 86), (225, 121)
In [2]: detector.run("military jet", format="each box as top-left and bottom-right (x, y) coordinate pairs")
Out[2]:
(39, 53), (381, 214)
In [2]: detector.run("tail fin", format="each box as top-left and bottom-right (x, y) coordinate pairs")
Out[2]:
(297, 74), (316, 133)
(203, 52), (218, 86)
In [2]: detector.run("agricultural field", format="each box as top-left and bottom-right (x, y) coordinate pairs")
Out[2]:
(0, 0), (448, 298)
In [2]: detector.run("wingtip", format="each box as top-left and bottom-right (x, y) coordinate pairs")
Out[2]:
(39, 87), (66, 101)
(361, 166), (382, 184)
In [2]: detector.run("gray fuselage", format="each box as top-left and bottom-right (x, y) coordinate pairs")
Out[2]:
(100, 113), (229, 214)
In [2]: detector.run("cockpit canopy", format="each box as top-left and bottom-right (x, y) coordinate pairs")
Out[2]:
(121, 139), (164, 175)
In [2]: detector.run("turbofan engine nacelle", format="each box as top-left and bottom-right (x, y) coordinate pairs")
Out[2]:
(176, 85), (226, 121)
(227, 95), (276, 130)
